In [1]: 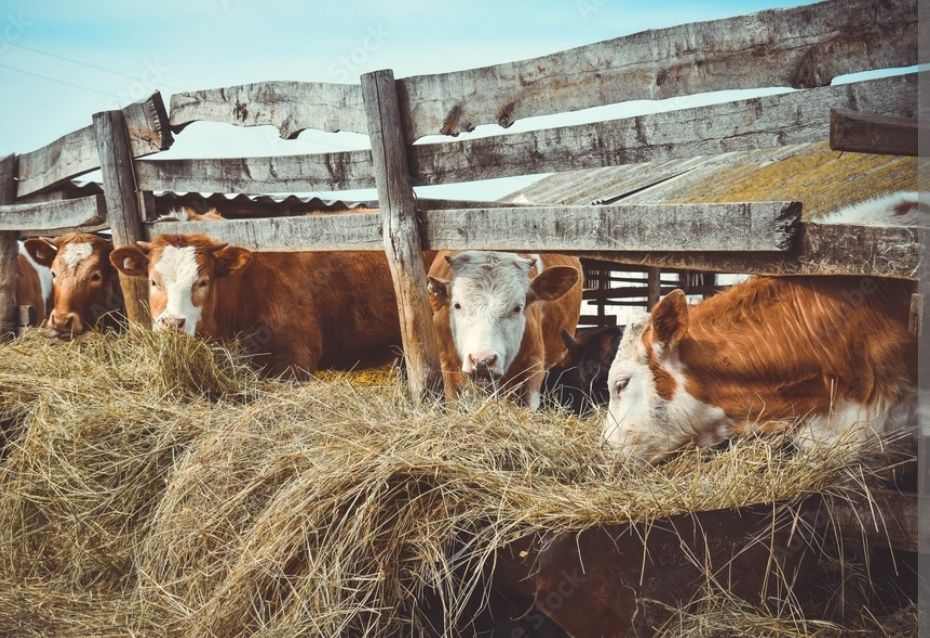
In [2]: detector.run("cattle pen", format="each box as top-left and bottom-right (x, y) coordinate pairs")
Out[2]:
(0, 0), (926, 635)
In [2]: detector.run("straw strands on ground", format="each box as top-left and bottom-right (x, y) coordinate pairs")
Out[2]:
(0, 329), (914, 636)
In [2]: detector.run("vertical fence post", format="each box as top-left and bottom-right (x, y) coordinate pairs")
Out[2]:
(361, 69), (442, 401)
(93, 110), (150, 326)
(646, 267), (661, 310)
(0, 154), (17, 340)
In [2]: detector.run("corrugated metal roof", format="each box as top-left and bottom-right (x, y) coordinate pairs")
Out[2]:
(504, 142), (917, 220)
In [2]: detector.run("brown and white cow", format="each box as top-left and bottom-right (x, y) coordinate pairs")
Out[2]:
(110, 234), (408, 377)
(428, 251), (583, 409)
(603, 278), (915, 458)
(23, 233), (122, 339)
(15, 252), (47, 326)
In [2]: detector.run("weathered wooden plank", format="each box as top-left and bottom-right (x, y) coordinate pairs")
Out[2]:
(16, 305), (38, 329)
(146, 213), (382, 250)
(93, 110), (150, 326)
(16, 92), (172, 198)
(409, 74), (918, 185)
(582, 223), (922, 280)
(169, 81), (366, 138)
(0, 155), (17, 339)
(363, 69), (443, 401)
(398, 0), (918, 139)
(911, 293), (923, 336)
(0, 194), (106, 232)
(134, 149), (375, 193)
(421, 202), (801, 252)
(830, 108), (922, 156)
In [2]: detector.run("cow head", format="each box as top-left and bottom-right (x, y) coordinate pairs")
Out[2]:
(603, 290), (729, 459)
(23, 233), (121, 338)
(428, 251), (578, 382)
(110, 234), (252, 335)
(561, 325), (624, 404)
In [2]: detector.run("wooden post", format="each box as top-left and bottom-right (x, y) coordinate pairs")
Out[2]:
(361, 69), (442, 401)
(646, 267), (661, 310)
(93, 110), (149, 325)
(0, 154), (18, 340)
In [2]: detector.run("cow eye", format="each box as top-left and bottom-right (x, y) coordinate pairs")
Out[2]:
(614, 377), (630, 394)
(150, 280), (159, 289)
(196, 278), (208, 289)
(453, 302), (462, 310)
(512, 304), (523, 314)
(90, 271), (102, 283)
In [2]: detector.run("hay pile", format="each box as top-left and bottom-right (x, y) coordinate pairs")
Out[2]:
(0, 329), (914, 636)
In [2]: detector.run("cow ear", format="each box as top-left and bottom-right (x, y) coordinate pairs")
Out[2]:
(528, 266), (579, 304)
(651, 289), (689, 347)
(427, 276), (450, 309)
(24, 237), (58, 267)
(110, 245), (149, 278)
(213, 244), (252, 277)
(561, 328), (580, 353)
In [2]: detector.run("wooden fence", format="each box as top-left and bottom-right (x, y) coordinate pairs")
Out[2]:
(0, 0), (924, 399)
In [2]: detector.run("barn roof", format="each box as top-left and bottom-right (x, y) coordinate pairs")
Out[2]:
(503, 142), (917, 220)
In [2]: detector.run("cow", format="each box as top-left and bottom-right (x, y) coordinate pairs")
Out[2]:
(109, 234), (411, 377)
(23, 233), (123, 339)
(602, 193), (920, 459)
(427, 251), (583, 409)
(544, 325), (624, 414)
(14, 252), (47, 326)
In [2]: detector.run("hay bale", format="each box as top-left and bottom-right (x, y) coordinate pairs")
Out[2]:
(0, 331), (914, 636)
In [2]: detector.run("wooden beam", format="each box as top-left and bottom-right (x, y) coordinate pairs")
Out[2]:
(397, 0), (917, 139)
(16, 92), (172, 198)
(169, 81), (366, 138)
(911, 293), (923, 336)
(0, 155), (17, 340)
(407, 74), (918, 185)
(421, 202), (801, 252)
(362, 69), (443, 401)
(93, 110), (150, 326)
(17, 305), (37, 329)
(0, 194), (106, 232)
(830, 108), (922, 156)
(646, 268), (661, 310)
(134, 149), (375, 194)
(582, 223), (923, 281)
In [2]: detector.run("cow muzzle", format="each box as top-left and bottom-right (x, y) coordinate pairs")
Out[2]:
(45, 310), (84, 339)
(155, 315), (188, 333)
(463, 352), (503, 383)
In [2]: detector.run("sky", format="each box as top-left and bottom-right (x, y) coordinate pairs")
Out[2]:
(0, 0), (905, 201)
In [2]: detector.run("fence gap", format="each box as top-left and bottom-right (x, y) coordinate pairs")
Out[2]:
(0, 154), (18, 340)
(361, 69), (442, 401)
(93, 110), (150, 326)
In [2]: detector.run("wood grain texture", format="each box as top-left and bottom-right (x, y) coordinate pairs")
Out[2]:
(397, 0), (918, 139)
(135, 149), (375, 193)
(93, 110), (150, 325)
(583, 223), (924, 280)
(362, 69), (443, 400)
(408, 74), (918, 185)
(16, 92), (172, 197)
(169, 81), (366, 138)
(830, 108), (922, 156)
(421, 202), (802, 252)
(0, 155), (17, 338)
(0, 194), (106, 232)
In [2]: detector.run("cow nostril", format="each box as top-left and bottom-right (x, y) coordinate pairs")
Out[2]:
(486, 354), (498, 366)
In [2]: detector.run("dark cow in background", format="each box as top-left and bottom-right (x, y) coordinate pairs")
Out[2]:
(544, 325), (624, 414)
(428, 251), (583, 409)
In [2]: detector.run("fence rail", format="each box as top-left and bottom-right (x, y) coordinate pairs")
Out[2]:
(0, 0), (922, 397)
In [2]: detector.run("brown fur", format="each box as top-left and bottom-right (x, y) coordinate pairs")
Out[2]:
(645, 276), (915, 429)
(15, 255), (45, 325)
(429, 252), (583, 405)
(113, 234), (426, 377)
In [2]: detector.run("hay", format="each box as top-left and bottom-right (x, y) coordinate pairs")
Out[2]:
(0, 330), (914, 636)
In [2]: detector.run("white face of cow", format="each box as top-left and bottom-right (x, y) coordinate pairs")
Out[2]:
(602, 290), (729, 459)
(429, 251), (578, 382)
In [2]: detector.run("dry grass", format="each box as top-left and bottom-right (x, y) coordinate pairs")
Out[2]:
(0, 329), (915, 636)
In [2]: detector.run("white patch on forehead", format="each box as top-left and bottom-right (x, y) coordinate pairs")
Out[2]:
(60, 242), (93, 271)
(153, 245), (202, 335)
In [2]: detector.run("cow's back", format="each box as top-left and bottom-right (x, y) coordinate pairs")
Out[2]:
(16, 254), (46, 325)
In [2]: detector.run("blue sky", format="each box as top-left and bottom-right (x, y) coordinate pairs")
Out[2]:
(0, 0), (897, 200)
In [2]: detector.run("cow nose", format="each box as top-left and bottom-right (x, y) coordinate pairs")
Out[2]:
(157, 316), (186, 331)
(49, 310), (82, 333)
(466, 353), (499, 378)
